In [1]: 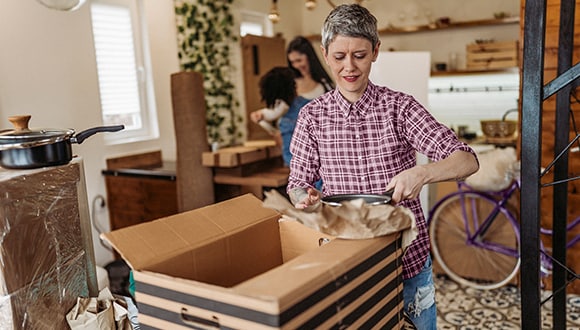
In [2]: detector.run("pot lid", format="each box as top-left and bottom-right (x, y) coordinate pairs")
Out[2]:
(0, 115), (75, 149)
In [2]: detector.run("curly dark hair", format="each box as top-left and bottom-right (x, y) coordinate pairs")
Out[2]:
(286, 36), (334, 92)
(259, 67), (297, 108)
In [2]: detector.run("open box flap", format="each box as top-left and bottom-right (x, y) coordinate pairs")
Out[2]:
(101, 194), (281, 270)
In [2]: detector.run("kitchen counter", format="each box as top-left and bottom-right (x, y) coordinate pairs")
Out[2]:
(461, 135), (518, 149)
(101, 161), (176, 181)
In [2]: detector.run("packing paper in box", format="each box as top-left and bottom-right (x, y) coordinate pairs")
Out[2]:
(66, 287), (132, 330)
(263, 190), (417, 248)
(0, 160), (96, 330)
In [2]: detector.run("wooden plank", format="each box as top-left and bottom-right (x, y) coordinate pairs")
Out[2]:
(213, 157), (283, 177)
(466, 40), (518, 52)
(213, 168), (289, 187)
(202, 145), (282, 168)
(243, 140), (277, 148)
(467, 50), (518, 61)
(467, 59), (519, 70)
(543, 46), (580, 69)
(106, 150), (162, 170)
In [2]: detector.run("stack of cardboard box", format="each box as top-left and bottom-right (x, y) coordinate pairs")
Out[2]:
(0, 159), (97, 329)
(202, 143), (289, 200)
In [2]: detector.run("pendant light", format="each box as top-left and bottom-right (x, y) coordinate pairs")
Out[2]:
(305, 0), (317, 10)
(268, 0), (280, 23)
(36, 0), (87, 11)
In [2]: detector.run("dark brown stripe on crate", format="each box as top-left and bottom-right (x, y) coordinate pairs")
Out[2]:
(135, 284), (279, 326)
(326, 281), (404, 330)
(358, 289), (404, 330)
(280, 237), (401, 325)
(297, 257), (402, 329)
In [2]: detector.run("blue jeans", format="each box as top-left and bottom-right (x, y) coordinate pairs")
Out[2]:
(403, 255), (437, 330)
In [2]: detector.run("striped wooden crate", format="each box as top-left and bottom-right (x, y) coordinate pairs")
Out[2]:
(102, 194), (407, 329)
(466, 40), (518, 70)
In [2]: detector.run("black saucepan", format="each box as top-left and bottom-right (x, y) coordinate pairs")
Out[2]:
(322, 189), (394, 207)
(0, 115), (124, 169)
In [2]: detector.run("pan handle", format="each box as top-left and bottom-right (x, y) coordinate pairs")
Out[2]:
(71, 125), (125, 144)
(383, 188), (395, 197)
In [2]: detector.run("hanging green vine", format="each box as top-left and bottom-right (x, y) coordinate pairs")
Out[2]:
(174, 0), (242, 145)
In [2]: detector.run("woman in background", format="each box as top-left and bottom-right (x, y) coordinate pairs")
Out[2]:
(286, 36), (334, 100)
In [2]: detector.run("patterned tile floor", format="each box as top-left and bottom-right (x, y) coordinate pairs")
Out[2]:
(434, 275), (580, 329)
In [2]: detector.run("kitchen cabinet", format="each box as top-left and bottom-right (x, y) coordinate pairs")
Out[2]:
(102, 151), (178, 232)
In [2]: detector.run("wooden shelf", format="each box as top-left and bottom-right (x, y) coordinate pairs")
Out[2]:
(305, 16), (520, 40)
(379, 16), (519, 35)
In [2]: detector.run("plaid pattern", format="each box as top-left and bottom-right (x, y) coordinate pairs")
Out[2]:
(288, 81), (474, 279)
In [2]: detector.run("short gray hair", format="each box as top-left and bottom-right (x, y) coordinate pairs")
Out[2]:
(321, 4), (379, 52)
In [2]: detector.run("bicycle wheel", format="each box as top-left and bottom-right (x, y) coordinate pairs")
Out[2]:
(429, 192), (520, 290)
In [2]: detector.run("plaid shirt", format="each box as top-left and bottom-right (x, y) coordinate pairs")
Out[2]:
(288, 81), (475, 279)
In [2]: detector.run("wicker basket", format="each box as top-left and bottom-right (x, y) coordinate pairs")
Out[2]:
(480, 120), (517, 138)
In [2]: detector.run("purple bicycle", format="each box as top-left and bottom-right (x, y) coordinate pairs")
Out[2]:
(427, 178), (580, 290)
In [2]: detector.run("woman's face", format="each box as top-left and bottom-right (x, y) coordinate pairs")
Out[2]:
(288, 51), (310, 77)
(322, 35), (379, 103)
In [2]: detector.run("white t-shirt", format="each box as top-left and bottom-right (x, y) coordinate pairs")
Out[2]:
(299, 83), (325, 100)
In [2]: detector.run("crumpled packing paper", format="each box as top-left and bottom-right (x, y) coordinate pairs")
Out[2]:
(263, 190), (418, 251)
(66, 287), (132, 330)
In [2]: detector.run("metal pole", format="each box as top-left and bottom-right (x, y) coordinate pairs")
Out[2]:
(521, 0), (546, 328)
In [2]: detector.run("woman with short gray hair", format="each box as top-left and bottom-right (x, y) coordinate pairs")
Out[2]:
(288, 4), (479, 329)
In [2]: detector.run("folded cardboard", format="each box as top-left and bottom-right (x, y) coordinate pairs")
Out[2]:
(102, 194), (405, 329)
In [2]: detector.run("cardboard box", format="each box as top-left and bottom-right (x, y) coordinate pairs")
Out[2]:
(0, 158), (97, 329)
(202, 145), (281, 168)
(102, 194), (405, 329)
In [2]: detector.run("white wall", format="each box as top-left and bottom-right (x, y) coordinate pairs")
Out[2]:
(428, 72), (520, 135)
(0, 0), (299, 268)
(0, 0), (520, 268)
(0, 1), (180, 266)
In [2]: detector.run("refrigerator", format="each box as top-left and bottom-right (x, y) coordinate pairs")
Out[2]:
(369, 51), (432, 215)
